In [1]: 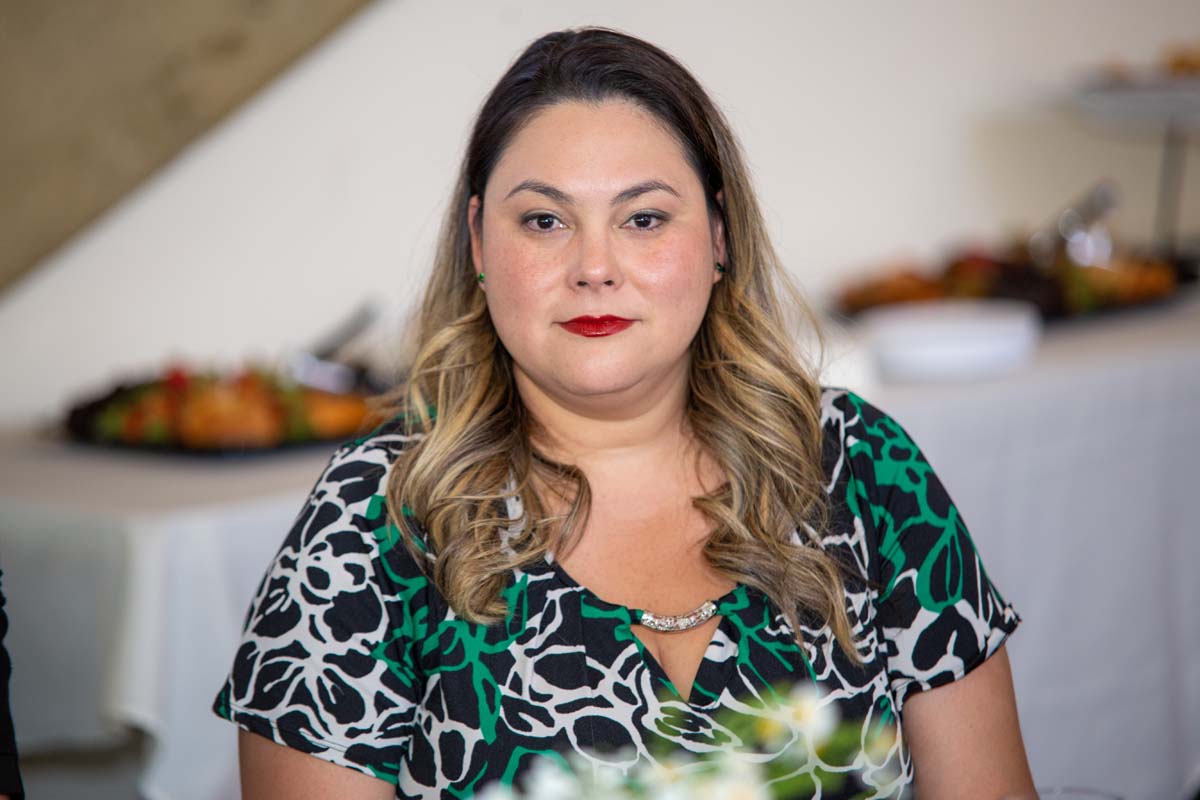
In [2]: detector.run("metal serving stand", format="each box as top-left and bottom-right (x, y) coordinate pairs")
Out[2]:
(1075, 75), (1200, 262)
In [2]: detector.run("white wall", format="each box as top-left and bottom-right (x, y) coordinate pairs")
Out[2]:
(2, 0), (1198, 426)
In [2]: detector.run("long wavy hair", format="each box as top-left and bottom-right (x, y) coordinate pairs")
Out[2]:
(380, 27), (859, 659)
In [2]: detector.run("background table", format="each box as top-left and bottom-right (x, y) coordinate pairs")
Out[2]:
(0, 436), (336, 800)
(2, 287), (1198, 800)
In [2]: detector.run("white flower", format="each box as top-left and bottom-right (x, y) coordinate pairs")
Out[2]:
(565, 747), (639, 799)
(584, 769), (631, 798)
(777, 685), (839, 747)
(522, 757), (582, 800)
(752, 713), (793, 750)
(632, 751), (694, 795)
(693, 775), (771, 800)
(691, 753), (770, 800)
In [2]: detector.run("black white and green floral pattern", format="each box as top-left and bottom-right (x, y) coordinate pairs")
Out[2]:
(213, 387), (1020, 799)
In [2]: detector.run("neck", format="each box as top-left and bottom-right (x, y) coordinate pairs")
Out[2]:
(514, 361), (694, 474)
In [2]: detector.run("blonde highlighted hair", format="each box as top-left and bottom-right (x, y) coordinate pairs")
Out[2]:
(379, 27), (859, 660)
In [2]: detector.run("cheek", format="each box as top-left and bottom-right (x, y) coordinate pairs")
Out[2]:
(480, 239), (553, 348)
(640, 233), (714, 307)
(483, 233), (558, 289)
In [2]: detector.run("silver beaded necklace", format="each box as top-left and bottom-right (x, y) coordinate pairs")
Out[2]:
(638, 599), (719, 633)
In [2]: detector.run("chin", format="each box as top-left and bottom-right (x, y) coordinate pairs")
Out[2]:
(552, 370), (645, 399)
(513, 350), (677, 404)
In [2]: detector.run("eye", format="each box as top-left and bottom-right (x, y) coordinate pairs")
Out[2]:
(625, 212), (667, 231)
(521, 213), (564, 233)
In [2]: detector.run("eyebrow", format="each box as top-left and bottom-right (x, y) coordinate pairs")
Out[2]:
(502, 179), (681, 205)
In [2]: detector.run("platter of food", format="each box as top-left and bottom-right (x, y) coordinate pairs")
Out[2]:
(64, 363), (381, 455)
(835, 246), (1180, 323)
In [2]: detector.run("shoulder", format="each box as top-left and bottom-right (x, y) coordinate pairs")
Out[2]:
(327, 413), (422, 485)
(300, 415), (423, 524)
(268, 414), (431, 588)
(818, 385), (923, 484)
(814, 385), (943, 582)
(817, 386), (956, 540)
(818, 385), (901, 439)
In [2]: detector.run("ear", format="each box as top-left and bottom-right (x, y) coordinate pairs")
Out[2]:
(711, 189), (727, 282)
(468, 194), (484, 284)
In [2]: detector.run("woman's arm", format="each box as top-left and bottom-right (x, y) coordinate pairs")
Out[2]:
(901, 643), (1037, 800)
(239, 730), (395, 800)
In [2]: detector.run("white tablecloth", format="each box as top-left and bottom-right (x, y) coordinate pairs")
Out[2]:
(2, 288), (1198, 800)
(0, 438), (336, 800)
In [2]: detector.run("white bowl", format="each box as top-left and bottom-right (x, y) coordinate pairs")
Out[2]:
(859, 299), (1042, 382)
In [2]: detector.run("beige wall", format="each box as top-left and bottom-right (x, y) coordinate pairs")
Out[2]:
(0, 0), (371, 294)
(2, 0), (1198, 426)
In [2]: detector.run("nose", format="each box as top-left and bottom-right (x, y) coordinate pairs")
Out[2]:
(568, 224), (622, 288)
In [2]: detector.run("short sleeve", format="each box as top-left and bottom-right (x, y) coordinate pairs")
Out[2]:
(839, 390), (1020, 712)
(212, 435), (431, 785)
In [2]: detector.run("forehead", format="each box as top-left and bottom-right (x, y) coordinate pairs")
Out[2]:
(486, 99), (700, 199)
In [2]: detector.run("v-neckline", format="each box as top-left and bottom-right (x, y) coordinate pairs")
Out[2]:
(542, 554), (744, 706)
(633, 613), (736, 704)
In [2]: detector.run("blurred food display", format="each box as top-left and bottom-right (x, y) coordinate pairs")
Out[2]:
(836, 247), (1178, 320)
(1099, 40), (1200, 83)
(1164, 42), (1200, 77)
(65, 364), (379, 453)
(836, 181), (1184, 321)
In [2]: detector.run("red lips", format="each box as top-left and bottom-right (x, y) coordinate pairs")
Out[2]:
(560, 315), (634, 337)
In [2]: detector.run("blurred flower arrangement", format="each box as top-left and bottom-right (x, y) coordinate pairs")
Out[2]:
(477, 684), (899, 800)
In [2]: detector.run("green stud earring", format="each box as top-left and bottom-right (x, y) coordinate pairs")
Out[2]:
(477, 272), (485, 283)
(715, 262), (726, 274)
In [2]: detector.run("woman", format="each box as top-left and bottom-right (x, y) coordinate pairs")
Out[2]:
(215, 27), (1035, 799)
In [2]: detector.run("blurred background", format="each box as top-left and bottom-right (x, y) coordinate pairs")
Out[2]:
(0, 1), (1197, 798)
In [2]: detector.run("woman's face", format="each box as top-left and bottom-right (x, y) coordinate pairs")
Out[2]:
(469, 99), (725, 416)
